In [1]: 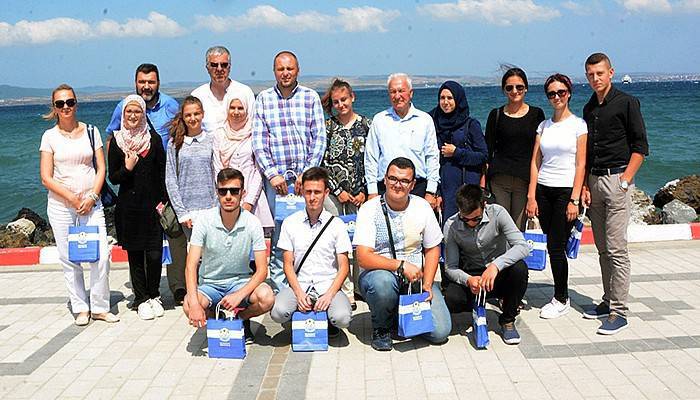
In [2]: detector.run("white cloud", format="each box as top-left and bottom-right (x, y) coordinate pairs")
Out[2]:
(0, 12), (185, 47)
(561, 1), (591, 15)
(678, 0), (700, 11)
(417, 0), (561, 25)
(195, 5), (400, 33)
(617, 0), (672, 13)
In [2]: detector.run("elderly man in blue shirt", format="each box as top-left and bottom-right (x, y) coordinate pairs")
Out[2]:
(252, 51), (326, 292)
(365, 73), (441, 209)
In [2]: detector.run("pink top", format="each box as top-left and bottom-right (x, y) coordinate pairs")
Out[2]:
(39, 125), (102, 206)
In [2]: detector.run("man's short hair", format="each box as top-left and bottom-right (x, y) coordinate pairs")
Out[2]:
(456, 184), (486, 214)
(135, 63), (159, 81)
(386, 157), (415, 180)
(273, 50), (299, 68)
(301, 167), (329, 189)
(387, 73), (412, 90)
(205, 46), (230, 63)
(217, 167), (245, 187)
(585, 52), (612, 68)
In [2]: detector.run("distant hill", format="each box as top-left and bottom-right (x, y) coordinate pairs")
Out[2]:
(0, 85), (51, 99)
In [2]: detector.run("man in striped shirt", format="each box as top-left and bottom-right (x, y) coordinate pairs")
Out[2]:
(252, 51), (327, 292)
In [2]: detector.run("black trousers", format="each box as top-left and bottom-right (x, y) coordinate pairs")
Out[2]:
(443, 260), (529, 325)
(535, 184), (574, 302)
(127, 249), (162, 307)
(377, 178), (427, 197)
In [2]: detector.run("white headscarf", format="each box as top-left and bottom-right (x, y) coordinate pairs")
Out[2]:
(213, 89), (253, 166)
(113, 94), (151, 155)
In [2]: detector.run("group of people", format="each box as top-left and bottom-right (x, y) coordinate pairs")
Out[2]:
(39, 47), (647, 350)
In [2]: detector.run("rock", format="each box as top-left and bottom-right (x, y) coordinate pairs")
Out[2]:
(662, 199), (698, 224)
(103, 206), (117, 240)
(654, 175), (700, 213)
(0, 230), (31, 248)
(7, 218), (36, 237)
(12, 208), (50, 232)
(31, 229), (55, 247)
(630, 188), (656, 225)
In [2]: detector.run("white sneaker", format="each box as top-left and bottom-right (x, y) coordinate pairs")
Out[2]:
(137, 301), (155, 320)
(539, 297), (570, 319)
(149, 298), (164, 318)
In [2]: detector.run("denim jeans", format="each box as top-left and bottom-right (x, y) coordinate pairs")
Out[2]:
(264, 178), (289, 293)
(359, 269), (452, 343)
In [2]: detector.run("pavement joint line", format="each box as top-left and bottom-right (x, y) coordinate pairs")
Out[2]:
(0, 323), (81, 376)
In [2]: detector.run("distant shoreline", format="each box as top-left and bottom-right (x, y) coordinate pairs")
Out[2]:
(2, 74), (698, 107)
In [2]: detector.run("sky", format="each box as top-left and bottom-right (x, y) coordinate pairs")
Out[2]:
(1, 0), (699, 88)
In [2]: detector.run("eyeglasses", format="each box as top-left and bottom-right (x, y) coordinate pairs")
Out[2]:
(546, 89), (569, 99)
(459, 213), (483, 224)
(208, 62), (230, 69)
(54, 99), (77, 108)
(217, 187), (242, 196)
(504, 85), (525, 93)
(386, 175), (414, 187)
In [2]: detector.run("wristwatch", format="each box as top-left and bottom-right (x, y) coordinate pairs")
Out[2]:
(620, 179), (629, 191)
(396, 260), (405, 277)
(569, 198), (580, 206)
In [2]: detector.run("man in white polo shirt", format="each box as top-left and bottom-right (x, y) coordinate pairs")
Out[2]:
(191, 45), (256, 132)
(184, 168), (275, 343)
(270, 167), (353, 337)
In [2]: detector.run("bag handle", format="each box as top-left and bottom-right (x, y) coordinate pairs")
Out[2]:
(476, 287), (487, 307)
(380, 196), (397, 260)
(295, 216), (335, 275)
(215, 303), (244, 321)
(407, 279), (424, 295)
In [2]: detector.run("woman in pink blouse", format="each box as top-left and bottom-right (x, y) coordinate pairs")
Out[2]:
(39, 84), (119, 326)
(212, 89), (273, 229)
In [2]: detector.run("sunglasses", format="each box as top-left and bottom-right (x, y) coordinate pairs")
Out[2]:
(386, 175), (414, 187)
(546, 89), (569, 99)
(459, 213), (483, 223)
(208, 62), (230, 69)
(504, 85), (525, 93)
(217, 187), (242, 196)
(54, 99), (77, 108)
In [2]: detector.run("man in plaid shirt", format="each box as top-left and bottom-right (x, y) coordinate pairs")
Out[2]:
(252, 51), (327, 292)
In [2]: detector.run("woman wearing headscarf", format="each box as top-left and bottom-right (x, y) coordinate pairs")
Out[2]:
(212, 90), (274, 229)
(108, 94), (168, 320)
(429, 81), (488, 220)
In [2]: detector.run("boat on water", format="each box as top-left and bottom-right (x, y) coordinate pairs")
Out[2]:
(622, 75), (632, 84)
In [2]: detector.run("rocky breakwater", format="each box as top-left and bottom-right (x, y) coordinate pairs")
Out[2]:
(0, 207), (117, 248)
(652, 175), (700, 224)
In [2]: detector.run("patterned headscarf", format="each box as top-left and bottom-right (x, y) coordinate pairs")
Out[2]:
(113, 94), (151, 155)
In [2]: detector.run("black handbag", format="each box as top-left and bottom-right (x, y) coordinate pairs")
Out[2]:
(87, 124), (118, 207)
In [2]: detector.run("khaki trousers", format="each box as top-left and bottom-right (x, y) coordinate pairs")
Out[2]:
(588, 173), (632, 316)
(490, 173), (529, 231)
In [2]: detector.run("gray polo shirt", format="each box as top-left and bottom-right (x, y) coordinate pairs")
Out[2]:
(443, 203), (529, 284)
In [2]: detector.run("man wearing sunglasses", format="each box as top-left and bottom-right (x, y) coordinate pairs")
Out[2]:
(354, 157), (451, 351)
(183, 168), (275, 343)
(443, 184), (529, 345)
(191, 46), (255, 132)
(270, 167), (353, 338)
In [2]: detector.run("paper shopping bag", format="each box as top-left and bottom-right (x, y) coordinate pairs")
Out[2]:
(68, 224), (100, 263)
(291, 311), (328, 352)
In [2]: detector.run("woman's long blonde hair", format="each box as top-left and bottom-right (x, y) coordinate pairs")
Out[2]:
(168, 95), (203, 151)
(42, 83), (76, 121)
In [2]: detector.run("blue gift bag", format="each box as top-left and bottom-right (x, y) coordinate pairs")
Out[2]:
(275, 183), (305, 222)
(207, 305), (246, 359)
(161, 237), (172, 265)
(566, 208), (586, 260)
(524, 231), (547, 271)
(472, 288), (489, 349)
(398, 287), (434, 338)
(339, 214), (357, 242)
(291, 311), (328, 352)
(68, 223), (100, 263)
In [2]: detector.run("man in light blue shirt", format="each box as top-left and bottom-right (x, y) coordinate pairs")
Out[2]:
(184, 168), (275, 342)
(105, 63), (179, 151)
(365, 73), (440, 209)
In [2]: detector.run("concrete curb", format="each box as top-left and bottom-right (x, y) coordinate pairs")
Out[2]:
(0, 225), (696, 266)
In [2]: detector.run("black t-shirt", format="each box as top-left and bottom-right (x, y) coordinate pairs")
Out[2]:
(583, 86), (649, 169)
(485, 105), (545, 182)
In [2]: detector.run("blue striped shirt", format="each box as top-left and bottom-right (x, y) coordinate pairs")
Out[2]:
(252, 84), (326, 180)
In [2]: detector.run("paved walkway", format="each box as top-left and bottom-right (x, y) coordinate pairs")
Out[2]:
(1, 240), (700, 400)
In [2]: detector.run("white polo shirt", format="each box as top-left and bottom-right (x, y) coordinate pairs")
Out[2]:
(277, 209), (353, 294)
(191, 79), (256, 133)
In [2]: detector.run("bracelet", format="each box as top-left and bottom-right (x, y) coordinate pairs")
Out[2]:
(397, 260), (405, 276)
(87, 192), (99, 202)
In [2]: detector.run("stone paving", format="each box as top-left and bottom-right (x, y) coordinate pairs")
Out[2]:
(1, 240), (700, 399)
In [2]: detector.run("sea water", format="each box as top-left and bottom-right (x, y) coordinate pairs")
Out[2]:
(1, 81), (698, 222)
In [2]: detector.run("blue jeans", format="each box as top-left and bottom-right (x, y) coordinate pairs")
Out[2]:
(359, 269), (452, 343)
(264, 178), (288, 293)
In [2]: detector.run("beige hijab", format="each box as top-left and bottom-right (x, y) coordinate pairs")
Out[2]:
(213, 89), (252, 166)
(113, 95), (151, 156)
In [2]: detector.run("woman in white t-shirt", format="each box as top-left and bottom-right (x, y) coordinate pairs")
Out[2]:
(39, 84), (119, 326)
(526, 74), (587, 319)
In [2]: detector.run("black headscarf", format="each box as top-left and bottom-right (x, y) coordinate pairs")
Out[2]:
(429, 80), (470, 133)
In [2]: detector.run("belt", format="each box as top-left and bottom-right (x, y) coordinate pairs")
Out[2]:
(590, 165), (627, 176)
